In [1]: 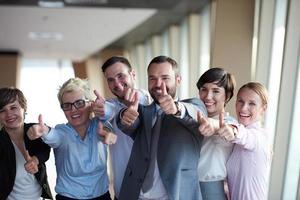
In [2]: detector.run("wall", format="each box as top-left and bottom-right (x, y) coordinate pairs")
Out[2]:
(0, 52), (21, 87)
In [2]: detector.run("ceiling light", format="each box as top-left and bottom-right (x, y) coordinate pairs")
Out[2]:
(29, 32), (64, 41)
(38, 0), (65, 8)
(64, 0), (108, 5)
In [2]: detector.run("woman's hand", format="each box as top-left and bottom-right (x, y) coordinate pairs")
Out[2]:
(24, 151), (39, 174)
(27, 114), (49, 140)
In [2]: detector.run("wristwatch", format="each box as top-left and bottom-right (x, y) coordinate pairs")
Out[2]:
(232, 125), (238, 138)
(174, 101), (182, 117)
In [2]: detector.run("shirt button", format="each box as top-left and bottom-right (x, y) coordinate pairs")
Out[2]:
(138, 178), (143, 183)
(144, 157), (149, 162)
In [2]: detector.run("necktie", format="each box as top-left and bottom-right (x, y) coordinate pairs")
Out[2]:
(142, 110), (162, 193)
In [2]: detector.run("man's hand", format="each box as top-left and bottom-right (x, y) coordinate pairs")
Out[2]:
(92, 90), (106, 117)
(24, 150), (39, 174)
(123, 87), (139, 107)
(121, 91), (139, 126)
(157, 82), (177, 115)
(97, 122), (117, 145)
(27, 114), (49, 140)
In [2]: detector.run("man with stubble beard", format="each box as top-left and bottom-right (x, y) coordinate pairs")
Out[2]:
(93, 56), (152, 200)
(117, 55), (207, 200)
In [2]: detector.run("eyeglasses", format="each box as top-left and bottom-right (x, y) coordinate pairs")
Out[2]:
(61, 99), (89, 111)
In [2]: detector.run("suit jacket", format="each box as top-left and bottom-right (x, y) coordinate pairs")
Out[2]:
(118, 98), (206, 200)
(0, 123), (53, 200)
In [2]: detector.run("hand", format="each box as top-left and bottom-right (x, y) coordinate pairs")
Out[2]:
(197, 111), (216, 136)
(123, 87), (138, 107)
(219, 110), (225, 128)
(92, 90), (106, 117)
(121, 91), (139, 126)
(217, 124), (236, 141)
(217, 111), (235, 141)
(157, 82), (177, 115)
(97, 122), (117, 145)
(27, 114), (49, 140)
(24, 150), (39, 174)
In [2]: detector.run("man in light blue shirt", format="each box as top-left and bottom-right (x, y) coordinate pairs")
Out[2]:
(98, 56), (152, 199)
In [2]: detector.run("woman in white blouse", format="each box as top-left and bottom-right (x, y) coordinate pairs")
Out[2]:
(196, 68), (236, 200)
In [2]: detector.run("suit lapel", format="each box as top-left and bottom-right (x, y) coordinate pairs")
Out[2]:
(144, 103), (156, 152)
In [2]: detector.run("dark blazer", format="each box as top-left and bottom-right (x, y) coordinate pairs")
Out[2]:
(118, 98), (206, 200)
(0, 123), (53, 200)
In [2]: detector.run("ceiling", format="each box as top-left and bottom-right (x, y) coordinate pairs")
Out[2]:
(0, 0), (208, 61)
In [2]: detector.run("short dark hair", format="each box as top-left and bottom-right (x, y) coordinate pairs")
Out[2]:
(196, 67), (236, 103)
(0, 87), (27, 111)
(101, 56), (132, 73)
(147, 55), (179, 74)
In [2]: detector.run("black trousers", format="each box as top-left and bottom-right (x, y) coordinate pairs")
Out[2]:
(56, 191), (111, 200)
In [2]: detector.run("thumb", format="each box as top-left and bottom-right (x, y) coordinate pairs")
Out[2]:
(130, 92), (139, 111)
(197, 111), (203, 124)
(38, 114), (44, 126)
(24, 150), (31, 162)
(94, 89), (105, 102)
(161, 82), (168, 96)
(219, 110), (225, 128)
(97, 122), (105, 137)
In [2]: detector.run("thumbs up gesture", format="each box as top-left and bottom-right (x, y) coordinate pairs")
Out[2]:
(157, 82), (178, 115)
(92, 90), (106, 117)
(24, 150), (39, 174)
(217, 111), (236, 141)
(121, 91), (139, 126)
(27, 114), (49, 140)
(97, 122), (117, 145)
(123, 87), (139, 107)
(197, 111), (216, 137)
(219, 110), (225, 128)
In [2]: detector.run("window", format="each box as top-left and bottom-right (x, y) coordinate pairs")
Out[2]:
(20, 59), (74, 196)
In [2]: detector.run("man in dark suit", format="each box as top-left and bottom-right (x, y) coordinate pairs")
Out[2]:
(117, 56), (206, 200)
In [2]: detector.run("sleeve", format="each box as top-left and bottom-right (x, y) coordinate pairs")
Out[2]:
(41, 126), (64, 148)
(97, 101), (117, 121)
(180, 98), (208, 120)
(173, 101), (186, 119)
(24, 123), (51, 164)
(232, 125), (264, 151)
(29, 138), (51, 164)
(172, 99), (204, 140)
(102, 120), (113, 132)
(116, 107), (141, 139)
(0, 132), (16, 199)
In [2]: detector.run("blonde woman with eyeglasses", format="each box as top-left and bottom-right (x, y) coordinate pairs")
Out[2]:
(27, 77), (115, 200)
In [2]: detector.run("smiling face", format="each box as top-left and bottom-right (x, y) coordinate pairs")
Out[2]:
(199, 81), (227, 117)
(0, 100), (25, 131)
(235, 87), (267, 126)
(104, 62), (135, 100)
(148, 62), (181, 103)
(61, 90), (91, 131)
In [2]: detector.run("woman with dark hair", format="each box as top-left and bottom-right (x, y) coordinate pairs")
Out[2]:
(0, 87), (52, 200)
(196, 68), (236, 200)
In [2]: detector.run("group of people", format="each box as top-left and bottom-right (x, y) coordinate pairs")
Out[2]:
(0, 55), (271, 200)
